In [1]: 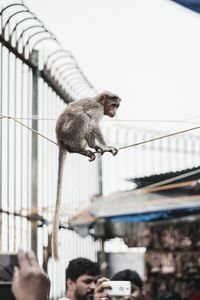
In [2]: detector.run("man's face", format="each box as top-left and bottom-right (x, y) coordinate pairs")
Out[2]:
(73, 274), (98, 300)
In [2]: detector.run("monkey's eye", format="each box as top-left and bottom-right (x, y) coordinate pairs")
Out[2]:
(111, 104), (119, 108)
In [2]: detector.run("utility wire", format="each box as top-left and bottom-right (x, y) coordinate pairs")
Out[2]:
(0, 208), (49, 225)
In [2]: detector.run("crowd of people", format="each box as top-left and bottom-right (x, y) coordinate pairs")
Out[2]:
(8, 249), (182, 300)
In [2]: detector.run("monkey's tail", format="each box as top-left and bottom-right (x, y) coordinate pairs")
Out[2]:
(52, 147), (67, 260)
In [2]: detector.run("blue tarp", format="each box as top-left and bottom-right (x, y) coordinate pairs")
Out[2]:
(107, 206), (200, 222)
(69, 189), (200, 227)
(172, 0), (200, 13)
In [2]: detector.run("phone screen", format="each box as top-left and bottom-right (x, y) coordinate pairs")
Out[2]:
(0, 254), (18, 282)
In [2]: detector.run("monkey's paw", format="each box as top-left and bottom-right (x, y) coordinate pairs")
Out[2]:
(88, 152), (96, 162)
(95, 147), (104, 155)
(108, 146), (118, 156)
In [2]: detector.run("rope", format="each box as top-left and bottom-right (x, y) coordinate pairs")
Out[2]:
(118, 124), (200, 151)
(1, 114), (200, 153)
(0, 114), (58, 146)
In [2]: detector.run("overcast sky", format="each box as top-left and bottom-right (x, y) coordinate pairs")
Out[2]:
(23, 0), (200, 130)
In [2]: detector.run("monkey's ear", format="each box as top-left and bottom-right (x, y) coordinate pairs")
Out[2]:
(97, 92), (107, 105)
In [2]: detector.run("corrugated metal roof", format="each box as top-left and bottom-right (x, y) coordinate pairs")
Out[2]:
(172, 0), (200, 14)
(128, 165), (200, 188)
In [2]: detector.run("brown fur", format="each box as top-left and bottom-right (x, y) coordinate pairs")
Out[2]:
(52, 92), (121, 259)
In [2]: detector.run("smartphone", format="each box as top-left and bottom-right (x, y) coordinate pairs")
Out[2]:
(0, 282), (16, 300)
(104, 281), (131, 296)
(0, 254), (18, 300)
(0, 253), (18, 282)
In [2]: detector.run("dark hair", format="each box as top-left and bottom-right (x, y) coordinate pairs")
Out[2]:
(65, 257), (100, 282)
(111, 269), (143, 289)
(157, 291), (182, 300)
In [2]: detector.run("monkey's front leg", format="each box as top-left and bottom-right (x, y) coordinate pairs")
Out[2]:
(86, 132), (106, 156)
(89, 125), (117, 156)
(86, 127), (118, 157)
(91, 127), (118, 156)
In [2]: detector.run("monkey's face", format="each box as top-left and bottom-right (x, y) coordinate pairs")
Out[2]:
(104, 97), (120, 118)
(97, 92), (121, 118)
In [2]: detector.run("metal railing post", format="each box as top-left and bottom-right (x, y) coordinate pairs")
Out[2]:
(30, 49), (39, 255)
(98, 156), (103, 196)
(0, 42), (2, 251)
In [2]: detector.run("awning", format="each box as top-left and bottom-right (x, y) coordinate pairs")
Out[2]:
(69, 188), (200, 227)
(172, 0), (200, 13)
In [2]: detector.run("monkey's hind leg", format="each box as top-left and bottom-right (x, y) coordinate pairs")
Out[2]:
(79, 149), (96, 162)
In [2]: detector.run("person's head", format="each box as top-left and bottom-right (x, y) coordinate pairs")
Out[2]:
(65, 257), (100, 300)
(111, 269), (144, 300)
(157, 291), (182, 300)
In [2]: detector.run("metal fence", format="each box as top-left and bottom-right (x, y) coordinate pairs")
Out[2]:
(0, 1), (100, 298)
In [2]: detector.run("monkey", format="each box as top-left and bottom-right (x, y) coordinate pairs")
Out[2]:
(52, 91), (121, 259)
